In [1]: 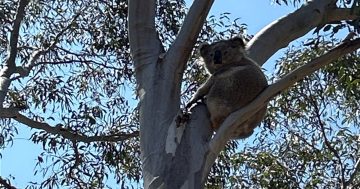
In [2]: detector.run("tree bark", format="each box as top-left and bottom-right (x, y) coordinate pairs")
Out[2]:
(0, 0), (29, 107)
(128, 0), (215, 187)
(247, 0), (350, 65)
(127, 0), (360, 188)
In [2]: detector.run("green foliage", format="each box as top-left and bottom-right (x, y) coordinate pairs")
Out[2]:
(1, 0), (360, 188)
(1, 0), (247, 188)
(214, 40), (360, 188)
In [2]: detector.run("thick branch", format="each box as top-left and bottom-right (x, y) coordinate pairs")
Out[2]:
(167, 0), (214, 71)
(326, 7), (360, 23)
(203, 38), (360, 181)
(0, 78), (10, 108)
(0, 107), (23, 117)
(0, 0), (29, 107)
(246, 0), (360, 65)
(3, 0), (29, 77)
(128, 0), (162, 69)
(0, 108), (138, 142)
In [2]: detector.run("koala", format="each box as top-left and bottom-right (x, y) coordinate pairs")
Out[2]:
(187, 37), (268, 139)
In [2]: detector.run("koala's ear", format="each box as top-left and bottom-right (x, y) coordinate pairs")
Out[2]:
(231, 37), (245, 48)
(199, 42), (210, 56)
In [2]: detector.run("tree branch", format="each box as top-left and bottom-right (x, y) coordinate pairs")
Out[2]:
(0, 78), (10, 108)
(128, 0), (162, 69)
(3, 0), (29, 77)
(0, 176), (17, 189)
(346, 158), (360, 187)
(314, 96), (346, 187)
(246, 0), (357, 65)
(0, 108), (138, 142)
(203, 38), (360, 180)
(167, 0), (214, 72)
(0, 0), (29, 107)
(10, 12), (82, 80)
(326, 7), (360, 24)
(10, 59), (121, 81)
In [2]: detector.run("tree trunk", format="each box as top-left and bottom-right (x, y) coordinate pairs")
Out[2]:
(128, 0), (215, 188)
(127, 0), (360, 188)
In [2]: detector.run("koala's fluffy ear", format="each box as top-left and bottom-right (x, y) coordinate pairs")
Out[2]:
(199, 42), (210, 56)
(231, 37), (245, 48)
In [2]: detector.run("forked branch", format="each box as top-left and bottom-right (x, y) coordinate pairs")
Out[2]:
(167, 0), (214, 70)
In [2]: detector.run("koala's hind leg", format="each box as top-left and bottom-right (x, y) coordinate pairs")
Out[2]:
(207, 100), (231, 130)
(232, 106), (267, 139)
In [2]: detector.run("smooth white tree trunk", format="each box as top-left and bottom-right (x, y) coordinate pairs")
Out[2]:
(127, 0), (360, 188)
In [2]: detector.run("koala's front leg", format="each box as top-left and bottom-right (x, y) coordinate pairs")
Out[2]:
(186, 76), (214, 109)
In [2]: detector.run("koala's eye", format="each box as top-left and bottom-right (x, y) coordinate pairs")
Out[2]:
(210, 53), (214, 57)
(231, 45), (237, 48)
(223, 51), (228, 55)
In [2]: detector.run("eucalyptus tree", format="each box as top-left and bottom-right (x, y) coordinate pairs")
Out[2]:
(1, 0), (360, 188)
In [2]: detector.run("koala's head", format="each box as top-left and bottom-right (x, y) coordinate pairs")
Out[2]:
(199, 37), (247, 74)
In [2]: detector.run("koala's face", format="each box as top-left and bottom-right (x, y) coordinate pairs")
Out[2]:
(199, 37), (246, 74)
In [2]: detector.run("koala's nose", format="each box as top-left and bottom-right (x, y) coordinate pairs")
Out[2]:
(214, 50), (222, 64)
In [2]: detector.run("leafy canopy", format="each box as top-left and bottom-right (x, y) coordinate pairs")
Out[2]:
(1, 0), (360, 188)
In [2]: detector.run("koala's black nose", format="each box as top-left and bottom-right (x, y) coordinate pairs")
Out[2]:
(214, 50), (222, 64)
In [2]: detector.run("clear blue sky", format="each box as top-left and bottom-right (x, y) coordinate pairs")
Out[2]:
(0, 1), (296, 188)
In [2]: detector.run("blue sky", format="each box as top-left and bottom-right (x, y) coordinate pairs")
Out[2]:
(0, 1), (297, 188)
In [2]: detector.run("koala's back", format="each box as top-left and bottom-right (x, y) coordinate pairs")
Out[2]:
(206, 61), (267, 139)
(209, 64), (266, 108)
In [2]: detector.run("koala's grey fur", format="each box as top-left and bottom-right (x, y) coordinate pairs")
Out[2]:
(187, 37), (268, 139)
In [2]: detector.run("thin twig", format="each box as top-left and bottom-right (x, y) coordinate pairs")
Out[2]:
(313, 97), (346, 188)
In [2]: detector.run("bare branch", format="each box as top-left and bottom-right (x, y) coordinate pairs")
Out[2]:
(203, 38), (360, 180)
(167, 0), (214, 71)
(246, 0), (359, 65)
